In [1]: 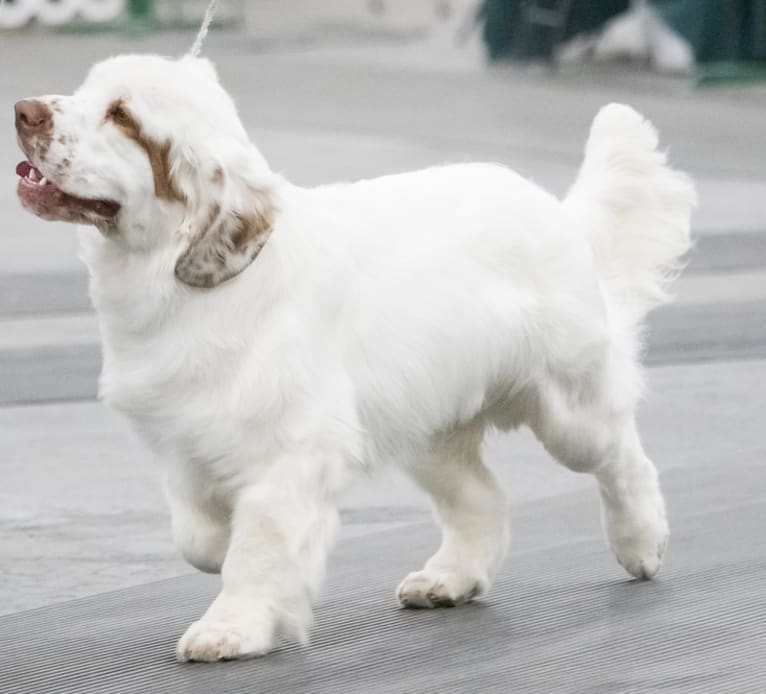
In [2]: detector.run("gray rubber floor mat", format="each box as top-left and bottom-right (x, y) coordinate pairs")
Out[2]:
(2, 462), (764, 694)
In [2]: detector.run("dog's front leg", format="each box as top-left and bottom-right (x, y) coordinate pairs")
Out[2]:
(176, 482), (338, 662)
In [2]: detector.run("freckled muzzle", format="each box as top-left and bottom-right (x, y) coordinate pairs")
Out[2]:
(14, 99), (121, 225)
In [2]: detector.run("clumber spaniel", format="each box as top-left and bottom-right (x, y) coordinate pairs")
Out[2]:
(14, 54), (694, 662)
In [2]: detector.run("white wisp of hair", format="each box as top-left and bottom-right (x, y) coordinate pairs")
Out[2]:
(189, 0), (220, 57)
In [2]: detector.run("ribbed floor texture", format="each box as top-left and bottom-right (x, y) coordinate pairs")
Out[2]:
(2, 460), (764, 693)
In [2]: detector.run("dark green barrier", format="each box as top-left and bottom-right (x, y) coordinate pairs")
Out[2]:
(658, 0), (766, 62)
(480, 0), (629, 61)
(127, 0), (154, 22)
(481, 0), (766, 65)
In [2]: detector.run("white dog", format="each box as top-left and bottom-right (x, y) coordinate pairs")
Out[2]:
(14, 53), (694, 662)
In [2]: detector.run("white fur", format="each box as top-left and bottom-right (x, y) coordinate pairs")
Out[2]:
(20, 55), (695, 662)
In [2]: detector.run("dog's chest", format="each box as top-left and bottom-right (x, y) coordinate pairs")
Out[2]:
(100, 326), (296, 464)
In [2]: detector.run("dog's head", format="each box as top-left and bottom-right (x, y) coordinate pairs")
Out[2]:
(14, 54), (276, 288)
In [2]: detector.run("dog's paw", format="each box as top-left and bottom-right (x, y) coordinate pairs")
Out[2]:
(606, 507), (669, 580)
(396, 569), (483, 608)
(176, 619), (274, 662)
(612, 527), (669, 580)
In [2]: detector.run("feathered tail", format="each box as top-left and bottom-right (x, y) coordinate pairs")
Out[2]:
(564, 103), (696, 331)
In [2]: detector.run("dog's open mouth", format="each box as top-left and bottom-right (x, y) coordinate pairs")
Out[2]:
(16, 160), (120, 223)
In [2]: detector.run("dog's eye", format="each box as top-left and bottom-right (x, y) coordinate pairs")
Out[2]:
(107, 104), (130, 125)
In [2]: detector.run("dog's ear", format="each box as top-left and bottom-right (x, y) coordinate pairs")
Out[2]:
(175, 180), (276, 289)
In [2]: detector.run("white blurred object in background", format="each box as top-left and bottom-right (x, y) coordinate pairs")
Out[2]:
(79, 0), (126, 22)
(559, 0), (694, 74)
(0, 0), (36, 28)
(0, 0), (126, 27)
(595, 0), (693, 73)
(35, 0), (78, 25)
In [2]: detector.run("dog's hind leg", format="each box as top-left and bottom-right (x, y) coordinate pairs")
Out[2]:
(397, 424), (509, 608)
(530, 359), (669, 580)
(594, 422), (669, 579)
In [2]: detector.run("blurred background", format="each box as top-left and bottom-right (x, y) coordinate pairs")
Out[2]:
(2, 0), (766, 76)
(0, 3), (765, 689)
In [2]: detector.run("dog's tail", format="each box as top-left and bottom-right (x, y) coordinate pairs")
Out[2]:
(564, 103), (696, 332)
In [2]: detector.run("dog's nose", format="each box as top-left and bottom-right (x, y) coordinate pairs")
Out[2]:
(15, 99), (52, 135)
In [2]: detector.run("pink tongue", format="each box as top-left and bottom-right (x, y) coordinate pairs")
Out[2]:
(16, 161), (35, 178)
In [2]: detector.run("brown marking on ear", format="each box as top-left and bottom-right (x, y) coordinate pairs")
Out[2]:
(228, 225), (247, 251)
(212, 167), (224, 184)
(175, 187), (278, 289)
(228, 213), (251, 251)
(202, 202), (221, 233)
(229, 197), (277, 254)
(105, 99), (185, 204)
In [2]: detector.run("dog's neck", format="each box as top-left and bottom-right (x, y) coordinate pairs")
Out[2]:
(79, 222), (185, 340)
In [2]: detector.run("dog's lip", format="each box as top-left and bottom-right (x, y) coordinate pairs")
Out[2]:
(16, 159), (121, 219)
